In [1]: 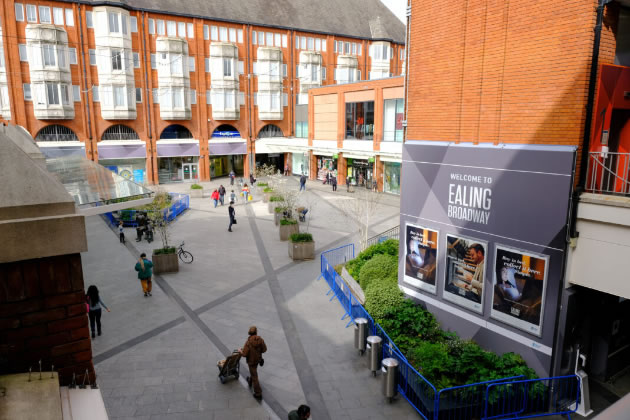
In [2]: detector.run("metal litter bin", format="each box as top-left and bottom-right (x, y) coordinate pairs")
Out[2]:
(354, 318), (368, 355)
(382, 357), (398, 402)
(366, 336), (383, 376)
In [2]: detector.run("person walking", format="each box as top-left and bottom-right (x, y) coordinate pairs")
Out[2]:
(284, 164), (289, 176)
(288, 405), (311, 420)
(211, 189), (220, 208)
(218, 185), (226, 206)
(228, 201), (236, 232)
(249, 173), (256, 185)
(118, 221), (125, 244)
(240, 326), (267, 400)
(86, 285), (110, 338)
(134, 253), (154, 297)
(299, 174), (306, 192)
(229, 170), (235, 186)
(325, 172), (330, 185)
(242, 183), (250, 202)
(332, 175), (337, 191)
(230, 189), (237, 204)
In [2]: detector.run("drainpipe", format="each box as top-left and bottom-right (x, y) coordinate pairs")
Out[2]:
(402, 0), (411, 142)
(246, 25), (254, 174)
(569, 0), (611, 238)
(77, 5), (92, 143)
(140, 12), (155, 182)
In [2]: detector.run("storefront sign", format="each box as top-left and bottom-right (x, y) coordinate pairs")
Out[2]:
(333, 154), (339, 159)
(368, 157), (375, 163)
(211, 131), (241, 138)
(403, 223), (439, 294)
(491, 245), (548, 337)
(443, 234), (487, 314)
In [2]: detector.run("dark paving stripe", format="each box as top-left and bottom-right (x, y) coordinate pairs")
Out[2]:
(93, 317), (186, 365)
(245, 205), (332, 420)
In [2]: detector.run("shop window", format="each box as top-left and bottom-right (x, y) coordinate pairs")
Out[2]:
(35, 125), (78, 142)
(345, 101), (374, 140)
(102, 124), (140, 140)
(160, 124), (192, 139)
(383, 99), (404, 142)
(258, 124), (284, 138)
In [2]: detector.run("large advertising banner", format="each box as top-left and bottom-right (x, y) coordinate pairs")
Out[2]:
(491, 246), (549, 337)
(443, 235), (487, 314)
(404, 223), (439, 294)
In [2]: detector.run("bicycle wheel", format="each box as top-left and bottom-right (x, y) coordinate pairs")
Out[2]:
(179, 250), (193, 264)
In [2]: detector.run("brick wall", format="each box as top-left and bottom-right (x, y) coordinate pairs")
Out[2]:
(406, 0), (601, 150)
(0, 254), (94, 386)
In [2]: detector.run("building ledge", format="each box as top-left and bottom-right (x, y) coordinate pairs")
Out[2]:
(580, 192), (630, 209)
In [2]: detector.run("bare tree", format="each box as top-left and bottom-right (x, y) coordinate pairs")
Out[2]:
(298, 190), (318, 233)
(337, 188), (381, 250)
(148, 190), (172, 250)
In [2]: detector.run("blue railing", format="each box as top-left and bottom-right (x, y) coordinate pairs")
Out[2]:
(106, 193), (190, 227)
(319, 245), (581, 420)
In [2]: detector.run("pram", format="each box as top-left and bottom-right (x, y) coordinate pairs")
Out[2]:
(297, 207), (308, 222)
(217, 349), (241, 384)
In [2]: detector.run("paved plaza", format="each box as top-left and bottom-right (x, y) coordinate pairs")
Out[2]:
(81, 177), (417, 419)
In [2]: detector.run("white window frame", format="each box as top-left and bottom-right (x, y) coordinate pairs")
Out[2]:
(295, 36), (299, 49)
(282, 34), (287, 48)
(136, 87), (142, 103)
(219, 26), (228, 42)
(258, 31), (265, 46)
(26, 4), (37, 23)
(89, 49), (96, 65)
(315, 39), (321, 51)
(133, 52), (140, 68)
(178, 22), (186, 38)
(152, 88), (159, 104)
(253, 31), (258, 45)
(15, 3), (24, 22)
(223, 58), (232, 77)
(150, 53), (156, 69)
(39, 7), (51, 24)
(205, 58), (210, 73)
(206, 90), (211, 105)
(113, 86), (126, 107)
(167, 21), (176, 37)
(108, 12), (120, 33)
(130, 16), (138, 33)
(203, 25), (209, 40)
(65, 9), (74, 26)
(53, 7), (64, 25)
(188, 56), (195, 72)
(23, 83), (31, 100)
(275, 33), (281, 47)
(238, 29), (244, 44)
(148, 18), (155, 35)
(19, 44), (28, 61)
(229, 28), (236, 43)
(190, 89), (196, 105)
(211, 26), (218, 41)
(42, 44), (57, 67)
(61, 84), (70, 105)
(46, 82), (60, 105)
(307, 37), (314, 50)
(111, 49), (123, 71)
(69, 48), (77, 65)
(266, 32), (273, 46)
(72, 85), (80, 102)
(92, 86), (99, 102)
(86, 11), (93, 28)
(157, 19), (165, 36)
(187, 23), (194, 38)
(300, 37), (306, 50)
(322, 39), (327, 52)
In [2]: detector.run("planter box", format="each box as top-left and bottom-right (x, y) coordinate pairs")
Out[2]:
(289, 240), (315, 260)
(152, 252), (179, 274)
(189, 189), (203, 198)
(268, 201), (284, 213)
(274, 211), (283, 226)
(341, 267), (365, 304)
(279, 223), (299, 241)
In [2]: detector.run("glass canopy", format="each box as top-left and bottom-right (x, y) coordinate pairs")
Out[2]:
(45, 155), (153, 208)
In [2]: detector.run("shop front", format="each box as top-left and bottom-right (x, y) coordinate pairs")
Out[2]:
(209, 139), (247, 178)
(383, 161), (401, 194)
(97, 140), (147, 184)
(156, 140), (200, 184)
(292, 152), (309, 176)
(346, 157), (375, 188)
(255, 153), (284, 172)
(316, 155), (338, 181)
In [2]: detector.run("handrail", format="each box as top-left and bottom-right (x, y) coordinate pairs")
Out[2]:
(586, 152), (630, 196)
(364, 225), (400, 250)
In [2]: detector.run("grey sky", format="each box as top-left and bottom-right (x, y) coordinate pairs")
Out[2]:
(380, 0), (406, 23)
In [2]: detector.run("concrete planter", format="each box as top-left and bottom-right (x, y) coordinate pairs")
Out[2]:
(279, 222), (299, 241)
(268, 201), (284, 213)
(189, 189), (203, 198)
(263, 192), (272, 203)
(274, 210), (284, 226)
(289, 240), (315, 260)
(152, 251), (179, 274)
(341, 267), (365, 304)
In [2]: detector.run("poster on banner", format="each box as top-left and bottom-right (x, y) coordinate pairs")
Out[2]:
(491, 245), (549, 337)
(443, 235), (487, 313)
(403, 223), (439, 294)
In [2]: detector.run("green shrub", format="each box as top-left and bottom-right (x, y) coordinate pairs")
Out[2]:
(280, 218), (297, 225)
(364, 281), (405, 321)
(153, 247), (176, 255)
(263, 187), (274, 193)
(346, 239), (399, 279)
(290, 233), (313, 242)
(190, 183), (203, 190)
(357, 254), (398, 291)
(274, 206), (286, 213)
(270, 196), (284, 202)
(258, 182), (268, 187)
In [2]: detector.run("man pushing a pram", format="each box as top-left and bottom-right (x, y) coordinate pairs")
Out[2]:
(240, 326), (267, 400)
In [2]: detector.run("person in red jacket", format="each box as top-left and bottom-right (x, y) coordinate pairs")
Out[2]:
(211, 189), (219, 208)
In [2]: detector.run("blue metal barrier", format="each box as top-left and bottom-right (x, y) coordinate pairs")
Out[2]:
(107, 193), (190, 226)
(318, 243), (582, 420)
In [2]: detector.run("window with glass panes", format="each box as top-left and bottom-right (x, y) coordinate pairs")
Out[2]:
(383, 99), (404, 141)
(345, 101), (374, 140)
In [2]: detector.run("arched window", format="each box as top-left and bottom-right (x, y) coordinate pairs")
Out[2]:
(35, 125), (79, 142)
(211, 124), (240, 138)
(258, 124), (284, 138)
(160, 124), (193, 140)
(101, 125), (140, 141)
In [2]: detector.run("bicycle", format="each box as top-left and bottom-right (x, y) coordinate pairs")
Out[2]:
(177, 242), (193, 264)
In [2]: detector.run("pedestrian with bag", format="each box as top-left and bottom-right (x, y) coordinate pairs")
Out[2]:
(211, 189), (220, 208)
(218, 185), (226, 205)
(134, 253), (154, 297)
(229, 170), (235, 186)
(242, 183), (250, 202)
(299, 174), (306, 192)
(228, 201), (236, 232)
(230, 189), (237, 204)
(86, 285), (110, 338)
(288, 405), (311, 420)
(249, 173), (257, 185)
(240, 326), (267, 400)
(332, 175), (337, 191)
(118, 221), (125, 244)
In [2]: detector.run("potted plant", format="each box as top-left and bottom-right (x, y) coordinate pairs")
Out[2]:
(288, 232), (315, 260)
(189, 183), (203, 198)
(257, 182), (268, 193)
(279, 218), (299, 241)
(268, 195), (284, 213)
(274, 206), (286, 226)
(262, 187), (274, 203)
(149, 191), (179, 274)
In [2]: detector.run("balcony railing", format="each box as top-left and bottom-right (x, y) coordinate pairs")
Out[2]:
(586, 152), (630, 196)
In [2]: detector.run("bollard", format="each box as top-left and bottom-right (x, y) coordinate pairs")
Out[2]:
(381, 357), (398, 403)
(366, 336), (383, 376)
(354, 318), (368, 355)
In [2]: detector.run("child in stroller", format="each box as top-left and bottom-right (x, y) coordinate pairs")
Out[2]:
(217, 349), (241, 384)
